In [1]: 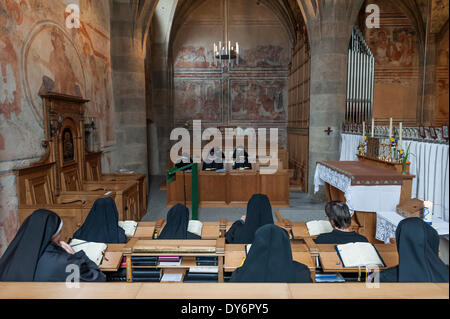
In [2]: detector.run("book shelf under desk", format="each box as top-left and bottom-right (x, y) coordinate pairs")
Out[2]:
(127, 257), (218, 269)
(123, 239), (225, 282)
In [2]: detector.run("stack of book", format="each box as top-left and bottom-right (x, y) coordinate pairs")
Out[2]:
(184, 266), (219, 283)
(131, 256), (158, 266)
(158, 256), (182, 266)
(132, 269), (161, 282)
(195, 256), (218, 266)
(315, 272), (345, 283)
(106, 268), (127, 282)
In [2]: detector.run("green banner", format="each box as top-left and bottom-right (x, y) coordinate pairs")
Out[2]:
(166, 163), (199, 220)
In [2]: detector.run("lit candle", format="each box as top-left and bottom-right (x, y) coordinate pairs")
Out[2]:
(236, 42), (239, 54)
(399, 122), (402, 149)
(389, 118), (393, 139)
(371, 118), (374, 137)
(362, 121), (365, 138)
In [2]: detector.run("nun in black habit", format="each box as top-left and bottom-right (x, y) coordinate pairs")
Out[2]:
(230, 224), (312, 283)
(175, 153), (193, 170)
(232, 146), (252, 170)
(380, 217), (449, 283)
(202, 147), (224, 171)
(159, 203), (201, 239)
(73, 197), (128, 244)
(0, 209), (105, 282)
(225, 194), (274, 244)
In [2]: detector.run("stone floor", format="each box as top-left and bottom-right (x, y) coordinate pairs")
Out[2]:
(142, 175), (327, 222)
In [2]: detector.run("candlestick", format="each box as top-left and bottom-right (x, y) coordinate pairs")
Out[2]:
(389, 118), (393, 139)
(399, 122), (403, 149)
(371, 118), (374, 137)
(362, 121), (365, 138)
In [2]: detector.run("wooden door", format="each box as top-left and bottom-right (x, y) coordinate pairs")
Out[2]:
(288, 26), (310, 192)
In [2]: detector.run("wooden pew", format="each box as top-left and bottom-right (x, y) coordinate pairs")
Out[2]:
(85, 151), (147, 220)
(14, 160), (115, 242)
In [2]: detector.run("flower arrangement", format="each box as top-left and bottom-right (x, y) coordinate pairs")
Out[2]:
(398, 143), (412, 174)
(357, 135), (368, 155)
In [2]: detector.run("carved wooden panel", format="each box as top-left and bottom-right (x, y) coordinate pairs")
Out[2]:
(61, 165), (82, 192)
(288, 28), (310, 192)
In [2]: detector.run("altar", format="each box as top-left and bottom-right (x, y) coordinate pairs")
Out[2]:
(314, 158), (414, 242)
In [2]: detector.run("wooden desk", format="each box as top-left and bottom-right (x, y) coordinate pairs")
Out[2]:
(227, 170), (259, 206)
(167, 169), (289, 208)
(317, 244), (399, 274)
(223, 243), (315, 281)
(134, 222), (156, 238)
(0, 283), (447, 299)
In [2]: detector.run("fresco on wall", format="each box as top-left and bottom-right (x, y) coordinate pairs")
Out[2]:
(174, 46), (214, 69)
(25, 25), (86, 120)
(238, 45), (287, 69)
(0, 0), (114, 156)
(367, 27), (418, 68)
(230, 79), (287, 122)
(363, 0), (420, 123)
(174, 79), (222, 122)
(0, 2), (22, 121)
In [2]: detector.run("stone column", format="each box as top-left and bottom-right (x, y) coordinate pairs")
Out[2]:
(297, 0), (364, 197)
(110, 0), (148, 175)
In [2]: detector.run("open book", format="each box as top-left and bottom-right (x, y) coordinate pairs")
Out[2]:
(70, 239), (107, 266)
(188, 220), (203, 237)
(306, 220), (333, 236)
(118, 220), (138, 237)
(336, 242), (385, 268)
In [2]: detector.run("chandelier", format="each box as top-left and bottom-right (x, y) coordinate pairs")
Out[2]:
(213, 41), (239, 68)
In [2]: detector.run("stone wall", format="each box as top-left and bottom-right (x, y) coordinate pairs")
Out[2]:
(110, 0), (148, 175)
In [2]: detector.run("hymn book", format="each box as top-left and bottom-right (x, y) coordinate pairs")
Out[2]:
(188, 220), (203, 237)
(70, 239), (107, 266)
(306, 220), (333, 236)
(118, 221), (138, 237)
(335, 242), (385, 268)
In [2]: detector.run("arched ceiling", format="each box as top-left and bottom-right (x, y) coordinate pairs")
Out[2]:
(167, 0), (307, 48)
(128, 0), (447, 53)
